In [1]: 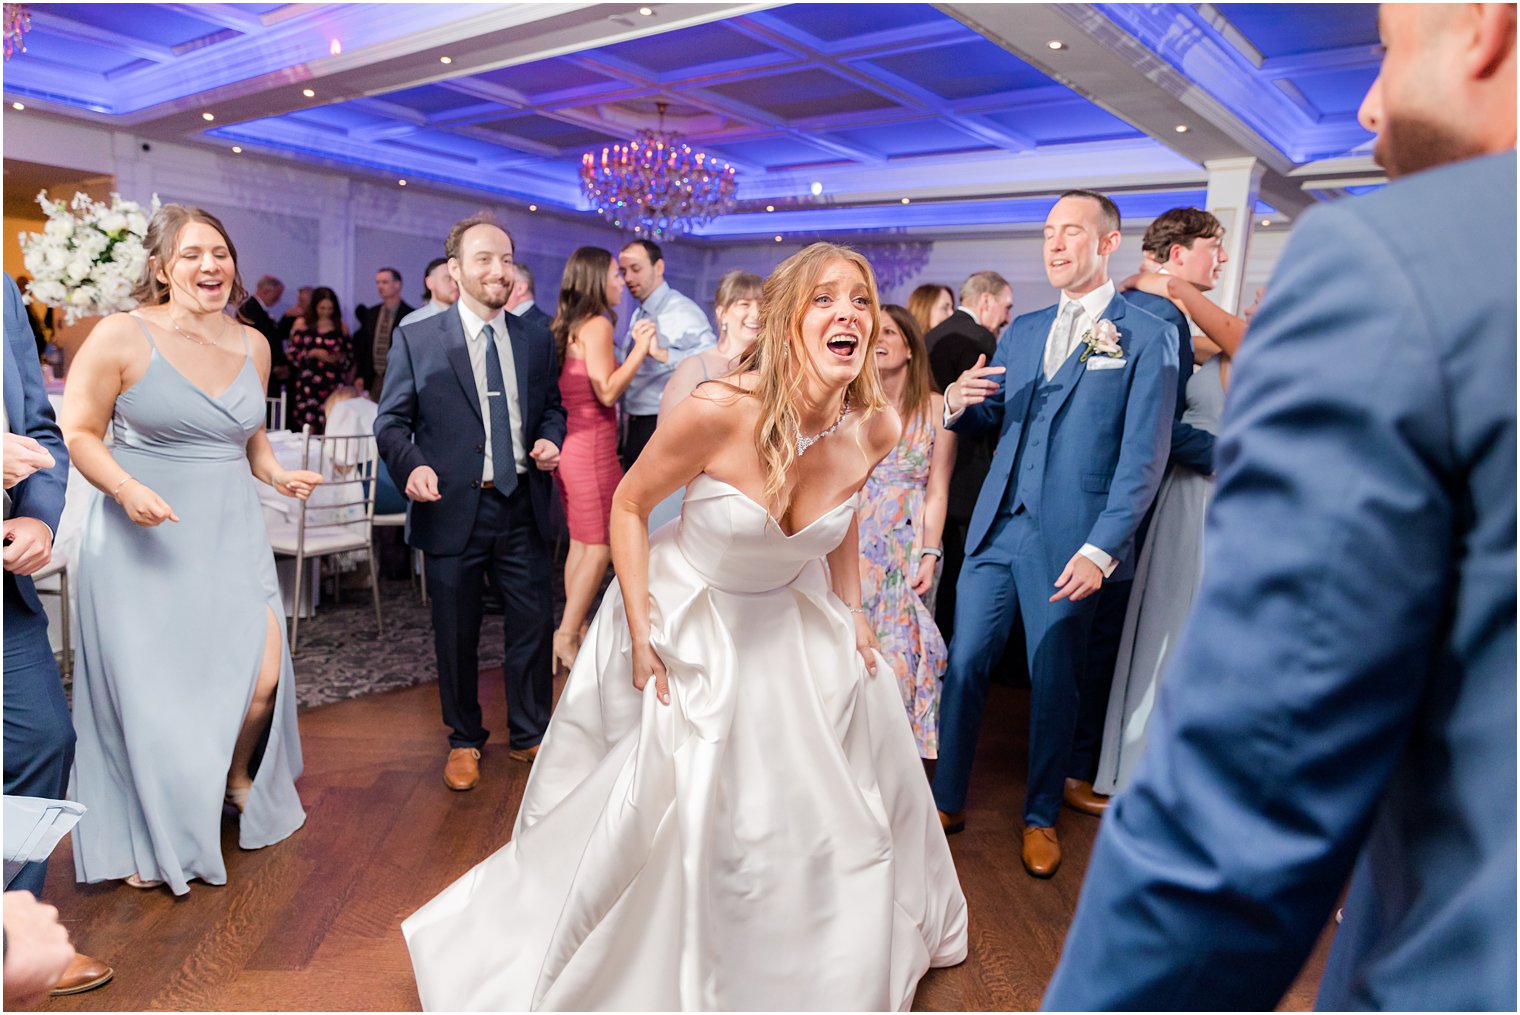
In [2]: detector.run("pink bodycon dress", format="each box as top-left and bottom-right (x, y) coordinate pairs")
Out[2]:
(555, 357), (623, 544)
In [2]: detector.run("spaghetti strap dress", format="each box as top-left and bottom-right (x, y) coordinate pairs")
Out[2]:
(70, 312), (306, 896)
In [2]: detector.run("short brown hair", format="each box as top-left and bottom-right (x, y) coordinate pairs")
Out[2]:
(1142, 207), (1225, 262)
(446, 211), (514, 261)
(958, 270), (1010, 308)
(1059, 189), (1121, 234)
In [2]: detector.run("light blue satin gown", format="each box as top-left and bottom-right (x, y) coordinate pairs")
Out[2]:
(70, 313), (305, 895)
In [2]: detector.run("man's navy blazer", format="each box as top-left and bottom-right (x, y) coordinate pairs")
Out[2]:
(374, 304), (566, 554)
(950, 290), (1177, 582)
(2, 273), (69, 614)
(1045, 151), (1517, 1011)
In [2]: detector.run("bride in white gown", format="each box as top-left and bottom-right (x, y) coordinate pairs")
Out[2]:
(403, 242), (968, 1011)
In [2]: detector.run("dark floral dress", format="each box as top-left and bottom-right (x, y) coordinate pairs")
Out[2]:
(286, 322), (350, 433)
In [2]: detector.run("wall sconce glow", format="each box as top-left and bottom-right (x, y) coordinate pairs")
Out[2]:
(639, 6), (654, 15)
(809, 181), (823, 196)
(202, 112), (215, 121)
(10, 101), (22, 110)
(231, 146), (243, 153)
(1174, 124), (1189, 133)
(329, 38), (341, 56)
(1047, 40), (1066, 50)
(439, 55), (452, 64)
(398, 179), (407, 186)
(302, 88), (316, 98)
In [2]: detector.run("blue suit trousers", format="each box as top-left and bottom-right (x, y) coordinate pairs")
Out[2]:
(931, 509), (1099, 827)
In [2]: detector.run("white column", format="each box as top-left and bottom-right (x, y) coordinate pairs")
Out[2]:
(318, 177), (356, 325)
(1203, 157), (1264, 314)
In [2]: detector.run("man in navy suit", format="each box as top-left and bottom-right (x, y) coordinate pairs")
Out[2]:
(1046, 5), (1515, 1008)
(933, 191), (1177, 877)
(1065, 206), (1225, 817)
(507, 262), (552, 332)
(3, 273), (114, 994)
(376, 214), (566, 791)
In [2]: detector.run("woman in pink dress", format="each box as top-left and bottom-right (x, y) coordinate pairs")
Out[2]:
(550, 246), (657, 674)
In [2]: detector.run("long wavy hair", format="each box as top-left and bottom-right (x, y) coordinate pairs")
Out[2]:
(551, 246), (618, 366)
(130, 203), (248, 317)
(883, 303), (932, 431)
(732, 242), (889, 510)
(308, 286), (343, 331)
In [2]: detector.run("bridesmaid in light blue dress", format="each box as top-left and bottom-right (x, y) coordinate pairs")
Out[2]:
(1094, 354), (1225, 795)
(60, 205), (322, 895)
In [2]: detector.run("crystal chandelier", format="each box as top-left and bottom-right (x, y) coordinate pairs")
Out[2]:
(580, 103), (738, 238)
(3, 4), (28, 60)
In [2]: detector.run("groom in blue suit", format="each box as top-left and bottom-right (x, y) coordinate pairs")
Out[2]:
(933, 191), (1177, 877)
(1046, 4), (1516, 1009)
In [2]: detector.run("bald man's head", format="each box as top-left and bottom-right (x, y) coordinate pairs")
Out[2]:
(1358, 4), (1516, 179)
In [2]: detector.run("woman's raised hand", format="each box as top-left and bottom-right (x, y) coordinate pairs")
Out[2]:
(273, 469), (324, 501)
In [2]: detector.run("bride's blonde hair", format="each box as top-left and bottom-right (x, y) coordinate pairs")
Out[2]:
(732, 242), (889, 509)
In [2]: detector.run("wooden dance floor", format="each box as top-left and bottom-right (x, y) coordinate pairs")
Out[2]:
(42, 670), (1331, 1011)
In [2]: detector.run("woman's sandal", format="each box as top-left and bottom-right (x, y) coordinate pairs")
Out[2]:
(124, 873), (164, 889)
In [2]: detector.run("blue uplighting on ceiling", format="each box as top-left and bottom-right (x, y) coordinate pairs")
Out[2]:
(1214, 4), (1380, 58)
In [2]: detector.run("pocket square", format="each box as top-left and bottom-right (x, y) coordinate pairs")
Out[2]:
(1086, 357), (1126, 371)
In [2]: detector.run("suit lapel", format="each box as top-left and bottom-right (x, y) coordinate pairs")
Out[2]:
(3, 342), (21, 430)
(1043, 291), (1128, 422)
(505, 312), (533, 425)
(442, 306), (484, 424)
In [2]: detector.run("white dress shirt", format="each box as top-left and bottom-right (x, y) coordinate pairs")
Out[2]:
(456, 301), (527, 482)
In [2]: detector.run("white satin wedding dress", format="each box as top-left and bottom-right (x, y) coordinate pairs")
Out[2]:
(403, 472), (968, 1011)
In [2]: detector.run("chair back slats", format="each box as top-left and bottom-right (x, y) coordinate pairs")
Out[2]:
(295, 426), (379, 536)
(266, 392), (287, 432)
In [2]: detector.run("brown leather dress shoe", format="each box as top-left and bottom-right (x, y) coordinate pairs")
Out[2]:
(1022, 826), (1061, 878)
(50, 952), (114, 996)
(443, 747), (481, 791)
(938, 809), (965, 835)
(507, 743), (540, 764)
(1062, 777), (1110, 816)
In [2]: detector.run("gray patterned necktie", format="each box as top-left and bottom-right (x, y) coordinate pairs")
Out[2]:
(482, 324), (518, 494)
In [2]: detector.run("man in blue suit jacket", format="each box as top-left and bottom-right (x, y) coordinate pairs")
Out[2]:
(933, 191), (1177, 877)
(1046, 4), (1516, 1008)
(376, 214), (566, 792)
(3, 273), (114, 994)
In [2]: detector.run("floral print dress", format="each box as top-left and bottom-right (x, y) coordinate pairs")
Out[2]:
(858, 409), (946, 758)
(286, 323), (350, 433)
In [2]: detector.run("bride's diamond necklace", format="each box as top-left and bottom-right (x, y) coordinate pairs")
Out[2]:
(795, 397), (851, 457)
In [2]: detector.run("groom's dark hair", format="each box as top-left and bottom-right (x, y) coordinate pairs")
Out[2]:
(1060, 189), (1121, 234)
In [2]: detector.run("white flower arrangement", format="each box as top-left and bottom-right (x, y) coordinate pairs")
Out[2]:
(20, 190), (159, 325)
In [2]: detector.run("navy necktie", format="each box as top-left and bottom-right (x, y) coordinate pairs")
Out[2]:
(482, 323), (518, 495)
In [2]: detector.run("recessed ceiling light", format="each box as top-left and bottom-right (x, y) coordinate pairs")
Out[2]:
(765, 204), (775, 212)
(329, 39), (341, 56)
(1260, 218), (1272, 227)
(398, 179), (407, 186)
(809, 181), (823, 196)
(774, 235), (783, 242)
(10, 102), (23, 111)
(639, 6), (654, 15)
(232, 145), (243, 154)
(528, 204), (537, 212)
(1174, 124), (1189, 133)
(1047, 40), (1066, 50)
(439, 56), (452, 64)
(202, 112), (215, 121)
(900, 197), (911, 205)
(302, 88), (316, 98)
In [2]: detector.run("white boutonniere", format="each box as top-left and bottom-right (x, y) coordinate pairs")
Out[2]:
(1078, 319), (1122, 362)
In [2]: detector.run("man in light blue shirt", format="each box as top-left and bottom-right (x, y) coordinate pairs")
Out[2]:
(398, 257), (459, 329)
(615, 239), (715, 470)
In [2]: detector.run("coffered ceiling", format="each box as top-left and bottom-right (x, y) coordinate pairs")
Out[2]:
(3, 3), (1386, 239)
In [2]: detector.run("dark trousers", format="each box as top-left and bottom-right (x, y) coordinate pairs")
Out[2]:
(424, 485), (553, 751)
(935, 517), (970, 643)
(620, 414), (659, 473)
(1067, 578), (1132, 783)
(3, 592), (75, 895)
(931, 509), (1099, 827)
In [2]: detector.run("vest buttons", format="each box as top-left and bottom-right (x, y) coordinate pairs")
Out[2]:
(470, 479), (481, 489)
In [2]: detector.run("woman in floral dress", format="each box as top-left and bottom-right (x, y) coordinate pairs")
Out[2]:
(858, 304), (957, 758)
(285, 286), (349, 432)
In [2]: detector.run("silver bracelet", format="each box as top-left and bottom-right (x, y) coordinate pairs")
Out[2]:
(920, 546), (943, 560)
(110, 475), (136, 501)
(847, 606), (866, 615)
